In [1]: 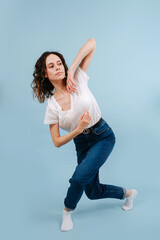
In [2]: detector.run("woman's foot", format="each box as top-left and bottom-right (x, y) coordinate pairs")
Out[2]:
(125, 188), (132, 197)
(122, 189), (138, 211)
(61, 209), (73, 231)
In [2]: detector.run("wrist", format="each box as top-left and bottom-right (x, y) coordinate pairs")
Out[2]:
(69, 64), (76, 72)
(75, 127), (83, 135)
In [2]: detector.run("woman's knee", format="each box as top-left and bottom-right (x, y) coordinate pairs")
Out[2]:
(69, 174), (86, 188)
(85, 187), (97, 200)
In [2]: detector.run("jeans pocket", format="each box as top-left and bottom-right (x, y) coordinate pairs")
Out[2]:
(93, 121), (111, 135)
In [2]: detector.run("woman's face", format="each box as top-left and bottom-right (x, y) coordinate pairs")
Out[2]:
(45, 54), (65, 82)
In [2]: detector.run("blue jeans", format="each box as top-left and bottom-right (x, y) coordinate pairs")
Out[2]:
(64, 117), (126, 211)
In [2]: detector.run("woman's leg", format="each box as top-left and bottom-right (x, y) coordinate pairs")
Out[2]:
(64, 135), (120, 211)
(84, 170), (126, 200)
(85, 173), (138, 211)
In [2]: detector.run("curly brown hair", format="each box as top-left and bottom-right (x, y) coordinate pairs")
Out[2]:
(31, 51), (68, 103)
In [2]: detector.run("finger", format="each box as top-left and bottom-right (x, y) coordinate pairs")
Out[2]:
(81, 115), (84, 120)
(83, 111), (87, 116)
(82, 112), (87, 120)
(72, 87), (77, 92)
(68, 81), (76, 89)
(86, 111), (89, 116)
(68, 84), (77, 92)
(68, 85), (74, 93)
(84, 112), (89, 120)
(71, 80), (77, 87)
(81, 111), (85, 118)
(67, 85), (71, 91)
(87, 112), (90, 119)
(66, 82), (71, 91)
(66, 86), (70, 93)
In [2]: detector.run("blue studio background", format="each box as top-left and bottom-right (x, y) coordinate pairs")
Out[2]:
(1, 0), (160, 239)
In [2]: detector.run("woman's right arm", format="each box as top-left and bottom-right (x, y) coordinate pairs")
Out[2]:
(50, 110), (91, 148)
(50, 124), (82, 148)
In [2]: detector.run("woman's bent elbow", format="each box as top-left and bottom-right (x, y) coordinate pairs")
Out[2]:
(52, 139), (60, 148)
(54, 142), (60, 148)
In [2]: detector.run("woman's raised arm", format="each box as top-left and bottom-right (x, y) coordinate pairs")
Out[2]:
(70, 38), (96, 72)
(66, 38), (96, 93)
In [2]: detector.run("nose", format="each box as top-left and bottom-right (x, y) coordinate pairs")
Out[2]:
(56, 65), (60, 71)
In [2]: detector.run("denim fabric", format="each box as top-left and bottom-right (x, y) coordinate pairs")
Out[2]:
(64, 118), (126, 211)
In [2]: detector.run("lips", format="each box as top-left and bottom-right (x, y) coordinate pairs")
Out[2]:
(56, 72), (62, 75)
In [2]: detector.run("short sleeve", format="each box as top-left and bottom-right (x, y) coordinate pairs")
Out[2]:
(44, 98), (59, 124)
(74, 66), (90, 85)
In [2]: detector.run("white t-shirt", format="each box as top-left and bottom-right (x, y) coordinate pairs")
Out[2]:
(44, 65), (102, 133)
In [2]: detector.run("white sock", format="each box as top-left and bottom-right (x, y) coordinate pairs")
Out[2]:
(61, 209), (73, 232)
(122, 189), (138, 211)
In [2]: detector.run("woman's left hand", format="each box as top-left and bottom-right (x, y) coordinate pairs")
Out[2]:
(66, 68), (78, 93)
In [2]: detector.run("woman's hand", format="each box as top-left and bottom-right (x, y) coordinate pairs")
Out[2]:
(76, 110), (91, 133)
(66, 68), (78, 93)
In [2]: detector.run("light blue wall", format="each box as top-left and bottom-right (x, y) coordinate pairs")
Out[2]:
(1, 0), (160, 239)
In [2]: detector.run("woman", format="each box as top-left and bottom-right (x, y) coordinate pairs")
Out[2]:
(31, 38), (138, 232)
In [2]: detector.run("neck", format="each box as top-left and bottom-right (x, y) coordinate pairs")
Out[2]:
(52, 79), (67, 94)
(54, 85), (69, 97)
